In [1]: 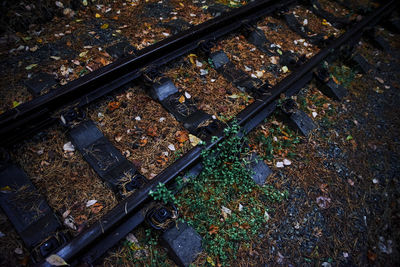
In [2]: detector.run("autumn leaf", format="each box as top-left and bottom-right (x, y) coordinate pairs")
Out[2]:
(25, 64), (38, 70)
(108, 101), (120, 111)
(368, 250), (377, 261)
(157, 155), (168, 166)
(188, 54), (197, 65)
(178, 95), (185, 103)
(101, 23), (109, 29)
(175, 131), (188, 143)
(208, 225), (219, 235)
(146, 127), (158, 137)
(12, 101), (21, 108)
(90, 203), (103, 214)
(139, 138), (148, 147)
(46, 254), (69, 266)
(75, 215), (88, 225)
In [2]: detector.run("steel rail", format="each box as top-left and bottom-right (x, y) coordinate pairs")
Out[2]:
(0, 0), (295, 147)
(38, 0), (396, 265)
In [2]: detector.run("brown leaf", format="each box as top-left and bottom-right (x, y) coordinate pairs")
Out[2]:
(90, 203), (103, 214)
(319, 183), (328, 193)
(175, 131), (188, 143)
(368, 250), (377, 261)
(146, 127), (158, 137)
(75, 215), (88, 225)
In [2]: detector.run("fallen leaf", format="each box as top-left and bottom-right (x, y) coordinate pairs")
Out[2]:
(178, 95), (185, 103)
(139, 138), (148, 147)
(95, 13), (101, 18)
(25, 64), (37, 70)
(108, 101), (120, 111)
(74, 215), (88, 225)
(62, 209), (71, 219)
(368, 250), (377, 261)
(175, 131), (188, 143)
(221, 206), (231, 219)
(63, 142), (75, 152)
(86, 199), (97, 207)
(264, 211), (270, 221)
(283, 159), (291, 166)
(64, 216), (76, 230)
(12, 101), (21, 108)
(319, 183), (328, 193)
(276, 161), (284, 168)
(157, 155), (168, 166)
(189, 134), (201, 146)
(146, 127), (158, 137)
(375, 77), (384, 84)
(208, 225), (219, 235)
(316, 196), (331, 209)
(188, 54), (197, 65)
(101, 23), (109, 29)
(46, 254), (69, 266)
(79, 51), (88, 57)
(207, 256), (216, 266)
(168, 144), (176, 151)
(90, 203), (103, 213)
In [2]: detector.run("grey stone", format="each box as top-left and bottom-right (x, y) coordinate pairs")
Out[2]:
(162, 222), (203, 267)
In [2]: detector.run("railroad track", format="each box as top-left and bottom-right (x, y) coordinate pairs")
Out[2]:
(0, 0), (399, 265)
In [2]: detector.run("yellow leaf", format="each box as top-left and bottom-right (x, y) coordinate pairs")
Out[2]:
(188, 54), (197, 65)
(79, 51), (88, 57)
(179, 2), (184, 7)
(46, 254), (69, 266)
(207, 256), (216, 266)
(95, 13), (101, 18)
(101, 23), (109, 29)
(1, 186), (12, 192)
(25, 64), (37, 70)
(12, 101), (21, 108)
(178, 95), (185, 103)
(189, 134), (201, 147)
(322, 19), (329, 26)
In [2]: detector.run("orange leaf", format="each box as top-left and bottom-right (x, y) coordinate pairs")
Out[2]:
(319, 183), (328, 193)
(90, 203), (103, 214)
(208, 225), (219, 235)
(178, 95), (185, 103)
(175, 131), (188, 143)
(108, 101), (120, 111)
(99, 57), (108, 66)
(157, 155), (169, 166)
(139, 138), (148, 147)
(75, 214), (88, 225)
